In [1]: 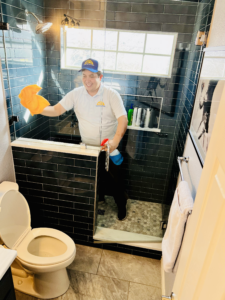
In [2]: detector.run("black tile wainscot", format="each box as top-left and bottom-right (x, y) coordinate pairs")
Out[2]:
(11, 142), (161, 260)
(12, 143), (98, 243)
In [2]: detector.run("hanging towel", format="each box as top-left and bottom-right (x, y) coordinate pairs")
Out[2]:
(162, 181), (193, 273)
(19, 84), (50, 116)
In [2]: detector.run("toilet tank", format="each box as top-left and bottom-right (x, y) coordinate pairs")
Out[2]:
(0, 182), (19, 198)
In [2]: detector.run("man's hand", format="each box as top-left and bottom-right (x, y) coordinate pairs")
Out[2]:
(101, 139), (119, 153)
(101, 115), (128, 153)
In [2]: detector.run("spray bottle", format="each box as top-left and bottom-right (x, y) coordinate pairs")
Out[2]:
(101, 138), (123, 168)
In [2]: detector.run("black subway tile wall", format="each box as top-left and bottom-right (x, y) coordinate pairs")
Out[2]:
(105, 0), (199, 206)
(12, 146), (96, 240)
(165, 0), (215, 211)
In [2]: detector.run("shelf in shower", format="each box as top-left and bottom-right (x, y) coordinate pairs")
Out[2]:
(127, 126), (161, 132)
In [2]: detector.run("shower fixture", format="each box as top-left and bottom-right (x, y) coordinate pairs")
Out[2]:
(61, 14), (80, 28)
(25, 9), (52, 34)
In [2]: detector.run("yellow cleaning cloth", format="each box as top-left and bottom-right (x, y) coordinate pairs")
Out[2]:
(19, 84), (50, 116)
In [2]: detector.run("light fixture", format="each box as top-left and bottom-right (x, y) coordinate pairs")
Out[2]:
(61, 14), (80, 29)
(64, 17), (69, 26)
(71, 19), (76, 28)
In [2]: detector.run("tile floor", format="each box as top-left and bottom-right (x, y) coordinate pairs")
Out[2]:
(97, 196), (170, 238)
(15, 244), (161, 300)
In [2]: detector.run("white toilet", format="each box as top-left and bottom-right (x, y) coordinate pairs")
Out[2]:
(0, 181), (76, 299)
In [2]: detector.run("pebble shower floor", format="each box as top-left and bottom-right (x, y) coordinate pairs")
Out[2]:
(97, 196), (170, 237)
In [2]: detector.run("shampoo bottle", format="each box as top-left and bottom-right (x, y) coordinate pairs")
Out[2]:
(136, 108), (142, 127)
(127, 104), (134, 126)
(149, 109), (155, 128)
(132, 107), (138, 126)
(140, 108), (147, 128)
(144, 108), (151, 128)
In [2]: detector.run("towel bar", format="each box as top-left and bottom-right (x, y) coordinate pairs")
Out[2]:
(177, 156), (189, 181)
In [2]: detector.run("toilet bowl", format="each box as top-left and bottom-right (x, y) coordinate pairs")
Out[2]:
(0, 181), (76, 299)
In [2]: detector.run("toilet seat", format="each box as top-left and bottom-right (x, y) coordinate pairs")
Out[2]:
(0, 189), (31, 249)
(0, 189), (75, 267)
(16, 228), (75, 266)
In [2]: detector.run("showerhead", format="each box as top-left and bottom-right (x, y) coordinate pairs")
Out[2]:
(35, 22), (52, 34)
(25, 10), (52, 34)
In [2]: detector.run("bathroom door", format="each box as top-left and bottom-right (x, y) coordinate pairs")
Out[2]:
(171, 84), (225, 299)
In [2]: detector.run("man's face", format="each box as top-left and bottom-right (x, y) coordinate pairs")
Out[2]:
(82, 70), (103, 94)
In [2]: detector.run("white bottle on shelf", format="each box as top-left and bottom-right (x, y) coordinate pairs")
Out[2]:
(144, 108), (151, 128)
(135, 108), (142, 127)
(132, 107), (138, 127)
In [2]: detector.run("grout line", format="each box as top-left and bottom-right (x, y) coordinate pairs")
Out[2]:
(70, 268), (161, 290)
(127, 281), (131, 300)
(96, 248), (104, 274)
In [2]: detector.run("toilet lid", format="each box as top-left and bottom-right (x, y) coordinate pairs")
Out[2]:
(0, 190), (30, 249)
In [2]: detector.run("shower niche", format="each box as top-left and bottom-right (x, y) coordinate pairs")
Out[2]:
(122, 94), (163, 133)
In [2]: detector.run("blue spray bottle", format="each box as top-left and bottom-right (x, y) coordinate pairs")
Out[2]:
(101, 139), (123, 166)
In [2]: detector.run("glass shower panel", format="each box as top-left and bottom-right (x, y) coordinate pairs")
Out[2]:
(0, 28), (16, 142)
(50, 1), (106, 145)
(1, 0), (49, 141)
(95, 21), (166, 244)
(97, 83), (165, 242)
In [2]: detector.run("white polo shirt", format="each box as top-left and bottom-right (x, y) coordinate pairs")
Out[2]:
(59, 84), (127, 146)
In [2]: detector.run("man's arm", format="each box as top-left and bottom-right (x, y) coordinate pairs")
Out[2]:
(102, 115), (128, 153)
(41, 103), (66, 117)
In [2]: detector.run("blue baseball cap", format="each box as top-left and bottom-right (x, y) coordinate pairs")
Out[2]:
(79, 58), (101, 73)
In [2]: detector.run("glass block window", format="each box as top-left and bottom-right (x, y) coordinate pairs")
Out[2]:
(61, 27), (178, 77)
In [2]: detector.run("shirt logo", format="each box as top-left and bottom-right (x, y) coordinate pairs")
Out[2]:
(96, 101), (105, 107)
(84, 59), (94, 66)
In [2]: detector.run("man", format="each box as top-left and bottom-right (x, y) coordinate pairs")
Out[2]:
(41, 58), (128, 220)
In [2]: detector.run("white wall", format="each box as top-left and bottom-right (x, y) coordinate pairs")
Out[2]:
(0, 62), (15, 183)
(162, 1), (225, 292)
(161, 135), (203, 296)
(207, 0), (225, 48)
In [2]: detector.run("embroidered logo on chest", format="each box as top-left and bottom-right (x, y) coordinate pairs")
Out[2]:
(96, 101), (105, 107)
